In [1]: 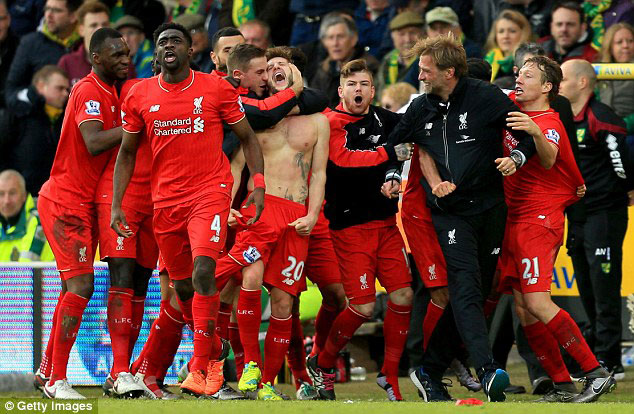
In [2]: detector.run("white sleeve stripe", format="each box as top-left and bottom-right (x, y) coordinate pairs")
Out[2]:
(226, 114), (246, 125)
(78, 118), (104, 127)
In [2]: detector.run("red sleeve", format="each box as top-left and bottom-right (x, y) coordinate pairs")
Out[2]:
(328, 119), (389, 167)
(121, 83), (144, 134)
(73, 82), (107, 127)
(240, 88), (295, 110)
(216, 77), (246, 125)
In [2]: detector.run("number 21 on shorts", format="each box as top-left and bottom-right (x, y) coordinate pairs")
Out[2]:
(522, 257), (539, 286)
(282, 255), (304, 286)
(210, 215), (221, 243)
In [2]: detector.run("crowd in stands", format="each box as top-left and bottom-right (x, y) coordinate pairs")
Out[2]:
(0, 0), (632, 255)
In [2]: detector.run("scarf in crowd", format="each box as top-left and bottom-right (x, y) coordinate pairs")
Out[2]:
(172, 0), (202, 19)
(232, 0), (255, 27)
(385, 49), (415, 86)
(485, 48), (514, 82)
(42, 21), (80, 49)
(583, 0), (612, 51)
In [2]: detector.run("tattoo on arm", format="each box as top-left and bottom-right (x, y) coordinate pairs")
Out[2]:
(395, 144), (409, 160)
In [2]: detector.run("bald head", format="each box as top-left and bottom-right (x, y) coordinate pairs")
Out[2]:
(0, 170), (27, 220)
(559, 59), (596, 106)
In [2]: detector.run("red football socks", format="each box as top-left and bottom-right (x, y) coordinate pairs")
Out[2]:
(40, 291), (64, 377)
(132, 299), (184, 378)
(190, 292), (220, 372)
(216, 301), (233, 340)
(318, 306), (369, 369)
(381, 301), (411, 399)
(287, 313), (311, 389)
(422, 300), (445, 352)
(108, 287), (134, 377)
(237, 288), (262, 367)
(547, 309), (599, 373)
(262, 315), (292, 384)
(312, 302), (339, 356)
(228, 322), (244, 380)
(523, 320), (571, 383)
(128, 295), (146, 357)
(49, 292), (89, 384)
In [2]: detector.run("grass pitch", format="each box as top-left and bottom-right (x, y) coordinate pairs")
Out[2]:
(2, 363), (634, 414)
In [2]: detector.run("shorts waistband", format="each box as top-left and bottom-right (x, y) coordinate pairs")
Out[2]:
(247, 192), (307, 213)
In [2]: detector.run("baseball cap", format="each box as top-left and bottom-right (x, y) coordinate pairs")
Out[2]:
(425, 7), (459, 26)
(389, 11), (424, 31)
(173, 14), (206, 32)
(114, 15), (144, 31)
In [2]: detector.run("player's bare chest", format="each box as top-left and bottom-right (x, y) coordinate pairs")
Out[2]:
(257, 118), (316, 153)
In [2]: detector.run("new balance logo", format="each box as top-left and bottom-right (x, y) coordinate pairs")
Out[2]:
(283, 278), (295, 286)
(448, 229), (456, 245)
(193, 117), (204, 133)
(149, 105), (160, 112)
(595, 247), (610, 257)
(210, 235), (220, 243)
(491, 247), (500, 255)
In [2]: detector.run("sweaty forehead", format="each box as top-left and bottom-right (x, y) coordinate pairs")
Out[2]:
(267, 57), (289, 65)
(158, 29), (185, 43)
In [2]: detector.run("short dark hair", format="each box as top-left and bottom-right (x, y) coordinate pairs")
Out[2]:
(211, 27), (243, 51)
(265, 46), (293, 62)
(65, 0), (84, 12)
(153, 22), (192, 47)
(340, 59), (373, 84)
(89, 27), (122, 54)
(289, 47), (307, 74)
(77, 1), (110, 24)
(227, 43), (265, 73)
(32, 65), (68, 86)
(466, 58), (492, 82)
(514, 42), (546, 68)
(552, 1), (585, 24)
(523, 56), (562, 102)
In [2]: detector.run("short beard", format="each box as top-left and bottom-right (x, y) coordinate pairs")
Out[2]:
(269, 69), (294, 95)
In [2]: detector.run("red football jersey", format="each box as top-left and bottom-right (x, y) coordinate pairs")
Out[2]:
(121, 70), (245, 208)
(95, 78), (152, 214)
(40, 71), (120, 208)
(503, 95), (584, 228)
(402, 145), (432, 222)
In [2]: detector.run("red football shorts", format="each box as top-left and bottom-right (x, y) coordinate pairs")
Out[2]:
(96, 204), (159, 269)
(402, 214), (447, 288)
(38, 196), (98, 280)
(153, 192), (230, 280)
(214, 211), (278, 291)
(259, 194), (310, 297)
(305, 210), (341, 288)
(498, 221), (563, 294)
(330, 219), (411, 305)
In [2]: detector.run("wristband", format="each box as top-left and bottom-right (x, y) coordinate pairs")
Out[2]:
(253, 173), (266, 190)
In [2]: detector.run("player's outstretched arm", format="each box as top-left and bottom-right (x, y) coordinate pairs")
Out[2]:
(231, 118), (265, 224)
(79, 121), (123, 156)
(111, 130), (140, 238)
(506, 111), (558, 169)
(290, 114), (329, 236)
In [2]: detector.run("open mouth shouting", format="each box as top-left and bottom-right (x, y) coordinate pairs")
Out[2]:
(163, 50), (177, 64)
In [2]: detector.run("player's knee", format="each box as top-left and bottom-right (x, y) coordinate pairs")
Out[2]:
(67, 275), (94, 299)
(241, 264), (263, 290)
(350, 301), (374, 318)
(389, 286), (413, 305)
(131, 264), (153, 297)
(271, 296), (293, 319)
(192, 258), (217, 294)
(321, 283), (347, 310)
(173, 279), (194, 302)
(108, 258), (136, 288)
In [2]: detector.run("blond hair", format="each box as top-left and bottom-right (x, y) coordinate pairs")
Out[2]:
(598, 22), (634, 63)
(484, 10), (532, 55)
